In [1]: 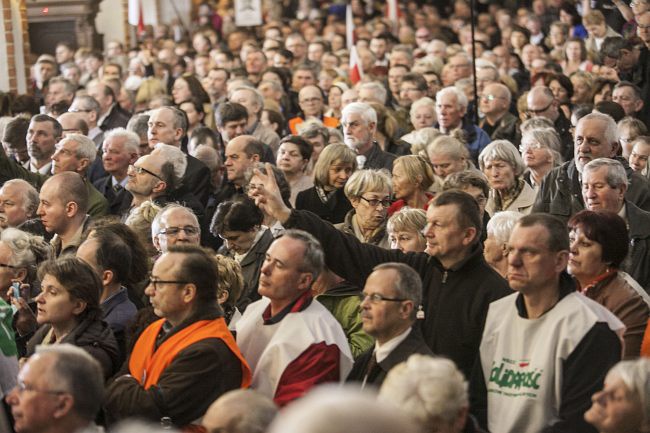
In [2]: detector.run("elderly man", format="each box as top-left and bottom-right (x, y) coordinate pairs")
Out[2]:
(436, 87), (491, 165)
(533, 112), (650, 220)
(38, 172), (91, 257)
(70, 95), (105, 147)
(202, 389), (278, 433)
(7, 344), (105, 433)
(147, 106), (210, 206)
(471, 214), (623, 433)
(288, 85), (339, 134)
(347, 263), (433, 388)
(57, 112), (88, 137)
(0, 179), (39, 230)
(236, 230), (353, 406)
(44, 77), (75, 113)
(104, 245), (251, 429)
(612, 82), (645, 120)
(342, 102), (396, 171)
(86, 80), (129, 131)
(93, 128), (139, 216)
(252, 172), (510, 381)
(526, 86), (573, 160)
(230, 86), (280, 154)
(581, 158), (650, 292)
(151, 204), (201, 254)
(479, 83), (521, 146)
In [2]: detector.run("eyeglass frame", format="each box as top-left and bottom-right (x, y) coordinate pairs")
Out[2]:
(129, 164), (163, 181)
(526, 100), (554, 116)
(14, 379), (67, 396)
(148, 278), (192, 291)
(158, 226), (200, 237)
(360, 292), (409, 303)
(359, 196), (392, 208)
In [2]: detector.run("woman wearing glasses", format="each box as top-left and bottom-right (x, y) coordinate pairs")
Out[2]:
(335, 169), (392, 248)
(478, 140), (537, 216)
(520, 127), (563, 192)
(23, 257), (119, 379)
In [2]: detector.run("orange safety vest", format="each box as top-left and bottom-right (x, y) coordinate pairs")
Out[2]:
(289, 116), (340, 135)
(642, 319), (650, 357)
(129, 318), (251, 389)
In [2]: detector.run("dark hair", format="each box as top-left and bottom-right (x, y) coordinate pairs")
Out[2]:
(37, 257), (102, 321)
(402, 73), (428, 92)
(167, 244), (220, 305)
(262, 109), (285, 136)
(174, 74), (210, 106)
(549, 73), (574, 100)
(179, 98), (205, 117)
(3, 116), (29, 146)
(11, 95), (40, 116)
(510, 24), (531, 40)
(276, 48), (294, 62)
(243, 136), (265, 158)
(89, 230), (132, 286)
(211, 195), (264, 236)
(431, 190), (482, 242)
(568, 210), (628, 268)
(279, 135), (313, 160)
(262, 66), (292, 92)
(190, 125), (221, 149)
(215, 102), (248, 127)
(51, 172), (89, 214)
(594, 101), (626, 123)
(245, 162), (292, 207)
(30, 114), (63, 139)
(572, 104), (594, 122)
(594, 78), (617, 97)
(517, 213), (569, 252)
(560, 3), (581, 26)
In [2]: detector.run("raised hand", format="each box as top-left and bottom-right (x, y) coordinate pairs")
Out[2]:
(252, 163), (292, 224)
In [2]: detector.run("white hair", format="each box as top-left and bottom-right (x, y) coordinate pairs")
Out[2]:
(151, 203), (199, 238)
(410, 97), (436, 118)
(379, 355), (469, 426)
(605, 358), (650, 429)
(104, 127), (141, 155)
(478, 140), (526, 177)
(62, 133), (97, 163)
(341, 102), (377, 125)
(1, 179), (39, 216)
(359, 82), (388, 105)
(152, 143), (188, 186)
(436, 87), (468, 111)
(579, 112), (618, 147)
(486, 211), (523, 246)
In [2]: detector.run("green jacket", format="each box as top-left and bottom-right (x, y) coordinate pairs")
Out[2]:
(316, 281), (374, 359)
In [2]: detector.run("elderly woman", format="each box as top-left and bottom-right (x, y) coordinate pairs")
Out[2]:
(25, 258), (120, 378)
(568, 210), (650, 359)
(276, 135), (314, 207)
(212, 196), (274, 310)
(520, 127), (562, 191)
(478, 140), (537, 215)
(387, 208), (427, 253)
(336, 169), (392, 248)
(388, 155), (436, 216)
(407, 97), (437, 133)
(483, 211), (523, 277)
(296, 144), (357, 224)
(585, 358), (650, 433)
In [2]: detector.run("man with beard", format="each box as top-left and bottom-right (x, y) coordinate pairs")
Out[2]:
(341, 102), (395, 171)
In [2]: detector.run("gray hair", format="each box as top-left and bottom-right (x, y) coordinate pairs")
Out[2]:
(373, 262), (423, 316)
(2, 179), (39, 217)
(341, 102), (377, 126)
(410, 97), (436, 118)
(521, 127), (562, 155)
(62, 133), (97, 163)
(359, 82), (388, 105)
(1, 228), (52, 284)
(48, 76), (75, 97)
(151, 203), (199, 238)
(436, 86), (468, 111)
(486, 211), (523, 246)
(104, 127), (140, 155)
(583, 158), (628, 188)
(72, 95), (101, 117)
(387, 208), (427, 237)
(379, 355), (469, 426)
(344, 169), (392, 200)
(475, 59), (499, 81)
(478, 140), (526, 177)
(232, 86), (264, 115)
(152, 143), (188, 188)
(605, 358), (650, 428)
(155, 106), (187, 132)
(204, 389), (278, 433)
(520, 117), (554, 133)
(192, 144), (222, 173)
(127, 113), (150, 138)
(427, 135), (469, 161)
(281, 229), (324, 281)
(35, 344), (104, 422)
(578, 112), (618, 147)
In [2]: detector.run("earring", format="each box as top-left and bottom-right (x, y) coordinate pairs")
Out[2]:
(416, 305), (425, 320)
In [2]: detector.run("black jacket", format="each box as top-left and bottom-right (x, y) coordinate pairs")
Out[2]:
(347, 327), (433, 388)
(100, 104), (130, 131)
(533, 157), (650, 222)
(284, 209), (511, 379)
(295, 186), (352, 224)
(93, 175), (133, 216)
(479, 111), (521, 147)
(363, 142), (396, 171)
(623, 201), (650, 293)
(183, 154), (211, 208)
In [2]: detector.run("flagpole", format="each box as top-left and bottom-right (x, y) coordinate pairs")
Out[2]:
(470, 0), (479, 125)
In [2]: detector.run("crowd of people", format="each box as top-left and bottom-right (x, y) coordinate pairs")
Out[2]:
(0, 0), (650, 432)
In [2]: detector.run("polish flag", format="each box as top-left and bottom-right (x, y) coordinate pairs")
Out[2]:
(346, 3), (355, 50)
(386, 0), (399, 33)
(349, 46), (363, 85)
(128, 0), (158, 30)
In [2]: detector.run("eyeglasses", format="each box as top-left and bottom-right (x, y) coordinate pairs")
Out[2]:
(637, 23), (650, 30)
(481, 94), (505, 101)
(15, 380), (66, 395)
(300, 97), (322, 104)
(0, 263), (17, 269)
(158, 226), (200, 237)
(519, 142), (544, 152)
(148, 278), (192, 291)
(360, 292), (408, 303)
(67, 108), (92, 113)
(526, 100), (554, 116)
(359, 196), (391, 208)
(129, 164), (163, 180)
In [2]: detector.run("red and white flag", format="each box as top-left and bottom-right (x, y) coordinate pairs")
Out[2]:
(386, 0), (399, 33)
(128, 0), (158, 32)
(346, 4), (355, 50)
(349, 46), (363, 85)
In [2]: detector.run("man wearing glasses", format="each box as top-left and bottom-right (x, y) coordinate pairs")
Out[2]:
(7, 344), (105, 433)
(347, 262), (432, 389)
(478, 83), (521, 147)
(151, 204), (201, 255)
(526, 86), (573, 161)
(105, 245), (251, 428)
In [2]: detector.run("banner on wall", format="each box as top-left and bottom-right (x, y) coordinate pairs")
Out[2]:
(235, 0), (262, 27)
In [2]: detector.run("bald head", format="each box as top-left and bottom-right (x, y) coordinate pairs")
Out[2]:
(57, 112), (89, 137)
(526, 86), (558, 121)
(203, 389), (278, 433)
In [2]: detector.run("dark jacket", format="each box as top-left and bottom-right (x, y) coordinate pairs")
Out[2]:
(100, 104), (130, 131)
(622, 201), (650, 294)
(295, 186), (352, 224)
(554, 110), (574, 162)
(26, 316), (119, 379)
(346, 327), (433, 388)
(183, 154), (211, 208)
(104, 306), (243, 427)
(363, 142), (396, 171)
(335, 210), (390, 249)
(284, 209), (511, 380)
(479, 112), (521, 147)
(532, 158), (650, 222)
(93, 175), (134, 216)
